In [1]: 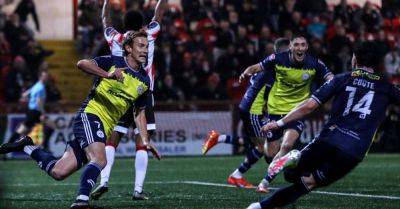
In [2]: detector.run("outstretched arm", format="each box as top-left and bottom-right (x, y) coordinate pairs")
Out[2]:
(76, 59), (124, 81)
(239, 64), (263, 83)
(152, 0), (168, 23)
(102, 0), (112, 29)
(261, 98), (320, 132)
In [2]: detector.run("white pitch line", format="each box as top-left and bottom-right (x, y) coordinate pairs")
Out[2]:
(3, 180), (400, 200)
(179, 181), (400, 200)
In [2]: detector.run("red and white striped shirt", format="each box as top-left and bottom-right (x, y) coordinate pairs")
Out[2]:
(104, 21), (160, 91)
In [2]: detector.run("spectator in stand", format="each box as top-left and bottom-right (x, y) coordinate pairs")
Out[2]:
(258, 25), (274, 57)
(278, 0), (296, 33)
(5, 56), (28, 102)
(384, 47), (400, 79)
(333, 0), (355, 30)
(14, 0), (40, 33)
(213, 18), (235, 62)
(197, 72), (227, 100)
(238, 0), (256, 32)
(307, 16), (327, 40)
(375, 30), (390, 58)
(329, 25), (351, 54)
(4, 13), (31, 55)
(156, 73), (183, 102)
(295, 0), (327, 17)
(360, 1), (382, 32)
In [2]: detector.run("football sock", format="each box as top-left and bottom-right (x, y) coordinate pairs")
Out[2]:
(231, 169), (243, 178)
(26, 146), (57, 175)
(259, 182), (310, 209)
(8, 132), (21, 143)
(218, 135), (231, 143)
(238, 148), (263, 173)
(134, 150), (148, 193)
(100, 146), (115, 186)
(77, 162), (102, 200)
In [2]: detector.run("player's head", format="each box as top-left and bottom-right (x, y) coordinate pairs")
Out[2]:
(274, 38), (290, 53)
(289, 36), (308, 62)
(39, 70), (49, 83)
(352, 41), (381, 70)
(123, 10), (144, 31)
(123, 30), (148, 64)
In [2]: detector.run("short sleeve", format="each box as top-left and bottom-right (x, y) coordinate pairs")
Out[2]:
(92, 55), (114, 72)
(311, 74), (343, 105)
(134, 91), (148, 110)
(259, 53), (277, 71)
(389, 84), (400, 105)
(316, 59), (333, 80)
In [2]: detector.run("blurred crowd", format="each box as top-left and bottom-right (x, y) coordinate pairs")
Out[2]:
(2, 0), (400, 105)
(0, 0), (60, 106)
(77, 0), (400, 103)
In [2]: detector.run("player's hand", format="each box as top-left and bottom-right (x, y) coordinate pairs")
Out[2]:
(261, 122), (279, 132)
(107, 68), (125, 82)
(239, 72), (251, 83)
(145, 143), (161, 160)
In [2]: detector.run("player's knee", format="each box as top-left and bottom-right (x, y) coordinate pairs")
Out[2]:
(51, 168), (68, 181)
(301, 175), (317, 190)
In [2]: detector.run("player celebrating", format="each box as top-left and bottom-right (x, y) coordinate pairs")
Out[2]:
(0, 30), (158, 209)
(240, 36), (333, 192)
(202, 38), (290, 188)
(247, 41), (400, 209)
(90, 0), (168, 200)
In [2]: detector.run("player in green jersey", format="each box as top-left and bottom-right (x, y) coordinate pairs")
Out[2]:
(240, 36), (333, 193)
(0, 30), (159, 209)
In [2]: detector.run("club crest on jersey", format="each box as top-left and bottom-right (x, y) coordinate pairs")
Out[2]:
(97, 130), (104, 138)
(137, 85), (144, 95)
(302, 73), (310, 80)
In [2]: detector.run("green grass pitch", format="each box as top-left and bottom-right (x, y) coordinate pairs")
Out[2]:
(0, 154), (399, 209)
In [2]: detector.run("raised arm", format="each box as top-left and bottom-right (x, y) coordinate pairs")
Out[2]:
(239, 63), (263, 83)
(152, 0), (168, 23)
(102, 0), (112, 29)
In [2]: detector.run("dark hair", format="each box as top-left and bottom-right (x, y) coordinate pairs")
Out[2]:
(274, 38), (290, 53)
(123, 10), (144, 31)
(291, 35), (307, 42)
(122, 29), (147, 56)
(354, 41), (382, 69)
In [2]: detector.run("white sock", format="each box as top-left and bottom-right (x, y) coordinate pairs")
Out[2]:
(134, 150), (148, 193)
(246, 202), (261, 209)
(217, 135), (227, 143)
(76, 195), (89, 201)
(23, 145), (39, 155)
(231, 169), (243, 178)
(100, 146), (115, 186)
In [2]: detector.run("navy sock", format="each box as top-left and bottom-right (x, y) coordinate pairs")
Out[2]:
(30, 148), (57, 175)
(8, 132), (21, 143)
(77, 162), (102, 199)
(224, 135), (233, 144)
(260, 182), (310, 209)
(238, 148), (263, 173)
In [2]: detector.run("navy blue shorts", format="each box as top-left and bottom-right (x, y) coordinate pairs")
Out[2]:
(284, 140), (360, 186)
(73, 112), (106, 149)
(114, 92), (156, 135)
(240, 109), (268, 139)
(266, 114), (304, 142)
